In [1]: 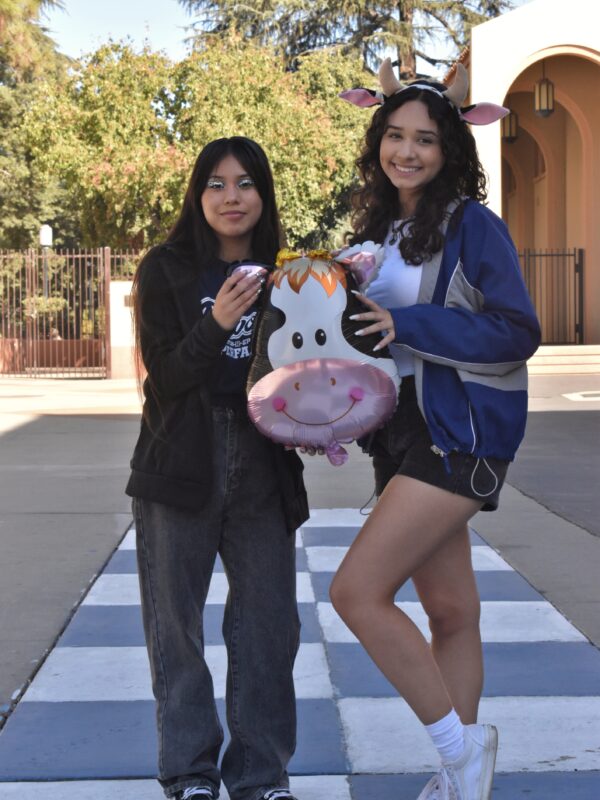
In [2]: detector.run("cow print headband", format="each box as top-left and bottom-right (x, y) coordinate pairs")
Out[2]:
(340, 58), (509, 126)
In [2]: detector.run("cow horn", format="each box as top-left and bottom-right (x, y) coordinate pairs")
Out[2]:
(378, 57), (405, 97)
(444, 62), (469, 107)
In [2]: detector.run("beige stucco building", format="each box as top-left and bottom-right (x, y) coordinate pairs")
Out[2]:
(470, 0), (600, 346)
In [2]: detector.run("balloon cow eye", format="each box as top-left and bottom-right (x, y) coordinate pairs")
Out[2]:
(330, 377), (336, 386)
(315, 329), (327, 345)
(292, 332), (303, 349)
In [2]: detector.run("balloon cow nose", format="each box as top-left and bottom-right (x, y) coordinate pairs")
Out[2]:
(274, 386), (364, 413)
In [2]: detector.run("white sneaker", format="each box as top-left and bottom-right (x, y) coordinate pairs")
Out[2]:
(416, 774), (441, 799)
(437, 724), (498, 800)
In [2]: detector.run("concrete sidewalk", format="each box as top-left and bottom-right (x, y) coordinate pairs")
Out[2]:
(0, 374), (599, 797)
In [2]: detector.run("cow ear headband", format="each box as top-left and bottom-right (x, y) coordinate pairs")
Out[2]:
(340, 58), (509, 125)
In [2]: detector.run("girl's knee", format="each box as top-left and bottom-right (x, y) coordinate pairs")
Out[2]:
(329, 572), (374, 625)
(330, 571), (394, 628)
(425, 592), (481, 638)
(329, 572), (354, 617)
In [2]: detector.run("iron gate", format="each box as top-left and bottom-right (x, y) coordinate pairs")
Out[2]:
(519, 248), (584, 345)
(0, 248), (111, 378)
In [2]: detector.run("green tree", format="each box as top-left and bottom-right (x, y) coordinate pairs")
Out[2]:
(0, 0), (65, 83)
(171, 36), (370, 245)
(0, 82), (74, 248)
(23, 43), (188, 248)
(22, 37), (371, 249)
(0, 1), (69, 248)
(178, 0), (514, 76)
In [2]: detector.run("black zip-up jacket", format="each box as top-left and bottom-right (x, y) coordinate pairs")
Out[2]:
(125, 243), (309, 532)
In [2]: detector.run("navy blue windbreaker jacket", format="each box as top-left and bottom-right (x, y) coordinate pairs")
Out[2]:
(388, 200), (541, 462)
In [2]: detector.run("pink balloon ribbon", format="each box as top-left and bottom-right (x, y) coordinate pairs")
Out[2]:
(325, 442), (349, 466)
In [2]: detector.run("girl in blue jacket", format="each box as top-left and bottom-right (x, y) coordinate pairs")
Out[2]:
(331, 61), (541, 800)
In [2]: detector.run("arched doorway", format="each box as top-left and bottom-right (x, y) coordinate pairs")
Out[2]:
(501, 53), (597, 344)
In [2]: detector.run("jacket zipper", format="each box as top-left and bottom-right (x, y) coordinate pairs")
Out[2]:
(430, 443), (451, 474)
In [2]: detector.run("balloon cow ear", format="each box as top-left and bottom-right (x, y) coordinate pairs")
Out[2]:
(339, 88), (383, 107)
(460, 103), (510, 125)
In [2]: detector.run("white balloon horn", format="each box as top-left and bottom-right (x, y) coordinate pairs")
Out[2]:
(443, 63), (469, 108)
(378, 57), (406, 97)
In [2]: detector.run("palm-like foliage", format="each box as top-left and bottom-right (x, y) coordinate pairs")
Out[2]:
(0, 0), (65, 81)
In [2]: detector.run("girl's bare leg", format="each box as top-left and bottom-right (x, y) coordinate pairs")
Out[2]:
(329, 475), (481, 725)
(412, 525), (482, 723)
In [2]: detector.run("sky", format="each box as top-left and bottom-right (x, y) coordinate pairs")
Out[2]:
(42, 0), (533, 66)
(43, 0), (194, 62)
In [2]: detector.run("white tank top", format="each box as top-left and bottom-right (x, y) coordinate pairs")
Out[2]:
(365, 223), (422, 377)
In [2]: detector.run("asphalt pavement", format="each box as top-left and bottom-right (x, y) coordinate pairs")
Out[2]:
(0, 372), (598, 798)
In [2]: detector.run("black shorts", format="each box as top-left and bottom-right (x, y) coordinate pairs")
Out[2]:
(370, 376), (509, 511)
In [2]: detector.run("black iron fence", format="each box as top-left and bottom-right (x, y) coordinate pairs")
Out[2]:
(0, 248), (142, 378)
(518, 248), (584, 345)
(0, 246), (586, 377)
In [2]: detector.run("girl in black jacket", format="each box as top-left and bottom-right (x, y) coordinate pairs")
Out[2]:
(127, 137), (308, 800)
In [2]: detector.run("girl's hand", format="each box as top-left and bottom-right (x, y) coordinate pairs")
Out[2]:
(212, 271), (263, 331)
(300, 445), (325, 456)
(284, 445), (325, 455)
(350, 291), (396, 351)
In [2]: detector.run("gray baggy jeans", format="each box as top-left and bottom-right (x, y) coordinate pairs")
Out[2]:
(133, 406), (300, 800)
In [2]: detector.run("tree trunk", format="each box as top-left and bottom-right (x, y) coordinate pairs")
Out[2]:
(397, 0), (416, 80)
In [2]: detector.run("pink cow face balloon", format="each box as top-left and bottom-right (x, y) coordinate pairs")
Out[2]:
(247, 253), (399, 465)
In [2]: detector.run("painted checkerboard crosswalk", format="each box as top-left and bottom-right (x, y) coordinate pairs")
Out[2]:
(0, 509), (599, 799)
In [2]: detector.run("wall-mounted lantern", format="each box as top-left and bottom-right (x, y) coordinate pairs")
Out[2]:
(534, 61), (555, 117)
(501, 110), (519, 143)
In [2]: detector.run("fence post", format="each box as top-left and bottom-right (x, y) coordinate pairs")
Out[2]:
(575, 248), (584, 345)
(103, 246), (112, 379)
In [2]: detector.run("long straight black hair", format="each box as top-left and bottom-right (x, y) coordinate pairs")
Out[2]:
(132, 137), (282, 387)
(167, 136), (283, 266)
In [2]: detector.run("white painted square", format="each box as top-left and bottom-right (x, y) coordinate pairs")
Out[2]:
(317, 601), (586, 644)
(206, 572), (314, 604)
(306, 545), (512, 573)
(292, 642), (334, 699)
(83, 574), (141, 606)
(471, 546), (513, 571)
(339, 697), (438, 773)
(22, 647), (153, 702)
(301, 509), (366, 528)
(122, 528), (301, 550)
(306, 546), (347, 572)
(22, 643), (331, 702)
(119, 529), (136, 550)
(83, 572), (314, 606)
(291, 775), (351, 800)
(203, 643), (333, 699)
(339, 696), (600, 773)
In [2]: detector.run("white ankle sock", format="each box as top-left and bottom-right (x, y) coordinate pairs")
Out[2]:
(424, 709), (465, 764)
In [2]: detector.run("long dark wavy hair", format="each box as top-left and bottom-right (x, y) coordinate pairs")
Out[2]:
(350, 84), (487, 264)
(132, 136), (282, 390)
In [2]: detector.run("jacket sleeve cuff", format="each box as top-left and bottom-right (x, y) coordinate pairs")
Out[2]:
(197, 310), (232, 350)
